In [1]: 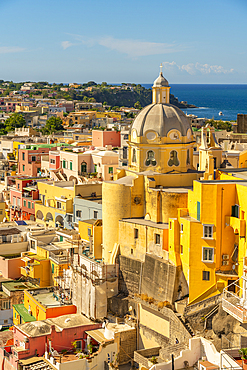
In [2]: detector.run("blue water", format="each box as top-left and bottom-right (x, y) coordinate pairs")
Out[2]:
(142, 84), (247, 121)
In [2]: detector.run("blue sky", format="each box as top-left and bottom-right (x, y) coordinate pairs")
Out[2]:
(0, 0), (247, 84)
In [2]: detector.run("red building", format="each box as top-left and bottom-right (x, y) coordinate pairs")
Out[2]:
(0, 314), (101, 369)
(10, 177), (40, 221)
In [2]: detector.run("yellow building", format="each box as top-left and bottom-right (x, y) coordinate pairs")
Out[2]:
(79, 219), (102, 259)
(13, 287), (77, 324)
(20, 254), (50, 287)
(101, 68), (247, 308)
(35, 180), (102, 229)
(102, 67), (201, 266)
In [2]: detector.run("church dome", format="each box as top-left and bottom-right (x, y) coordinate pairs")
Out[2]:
(131, 103), (192, 139)
(153, 72), (169, 87)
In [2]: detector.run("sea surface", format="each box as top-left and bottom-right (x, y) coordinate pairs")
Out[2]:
(142, 84), (247, 121)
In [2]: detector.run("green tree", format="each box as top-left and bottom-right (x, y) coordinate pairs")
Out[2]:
(134, 101), (142, 110)
(5, 113), (26, 133)
(43, 116), (64, 134)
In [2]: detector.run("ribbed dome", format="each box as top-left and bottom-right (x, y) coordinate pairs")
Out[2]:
(131, 103), (192, 138)
(153, 72), (169, 87)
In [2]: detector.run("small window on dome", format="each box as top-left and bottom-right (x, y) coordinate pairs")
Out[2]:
(168, 150), (179, 167)
(132, 148), (136, 163)
(145, 150), (156, 167)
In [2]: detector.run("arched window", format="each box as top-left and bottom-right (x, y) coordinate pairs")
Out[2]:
(145, 150), (156, 166)
(132, 148), (136, 163)
(168, 150), (179, 167)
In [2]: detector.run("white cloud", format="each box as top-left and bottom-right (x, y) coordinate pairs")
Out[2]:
(61, 41), (73, 50)
(0, 46), (25, 54)
(67, 34), (184, 57)
(98, 37), (182, 57)
(163, 61), (234, 75)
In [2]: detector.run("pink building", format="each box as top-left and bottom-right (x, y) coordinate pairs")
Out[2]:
(18, 146), (53, 177)
(0, 314), (101, 369)
(92, 130), (121, 148)
(10, 177), (40, 221)
(49, 151), (61, 170)
(0, 256), (24, 279)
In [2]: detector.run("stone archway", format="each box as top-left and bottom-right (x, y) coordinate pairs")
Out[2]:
(55, 215), (64, 227)
(46, 212), (53, 221)
(36, 210), (44, 220)
(69, 176), (78, 184)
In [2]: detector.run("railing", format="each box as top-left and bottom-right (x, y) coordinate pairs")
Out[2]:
(222, 277), (247, 323)
(49, 252), (70, 265)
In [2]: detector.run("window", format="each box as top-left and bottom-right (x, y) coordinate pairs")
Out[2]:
(60, 236), (63, 242)
(74, 340), (82, 351)
(52, 264), (54, 273)
(124, 134), (128, 140)
(145, 150), (156, 166)
(76, 210), (82, 218)
(168, 150), (179, 167)
(202, 271), (210, 281)
(134, 228), (139, 239)
(17, 184), (20, 189)
(50, 159), (55, 164)
(22, 153), (25, 160)
(0, 210), (2, 215)
(70, 161), (73, 170)
(94, 211), (98, 219)
(63, 160), (66, 169)
(180, 224), (183, 233)
(88, 228), (91, 236)
(22, 165), (25, 172)
(13, 197), (16, 206)
(203, 225), (213, 238)
(57, 201), (62, 209)
(186, 149), (190, 165)
(28, 201), (31, 209)
(131, 248), (133, 255)
(2, 300), (11, 309)
(67, 215), (73, 223)
(17, 198), (20, 206)
(132, 148), (136, 163)
(31, 156), (36, 162)
(232, 205), (239, 218)
(109, 167), (113, 174)
(155, 233), (160, 244)
(169, 221), (172, 230)
(23, 200), (26, 207)
(202, 247), (214, 262)
(180, 245), (183, 254)
(32, 203), (34, 209)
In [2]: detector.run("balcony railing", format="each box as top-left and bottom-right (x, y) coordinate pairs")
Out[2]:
(222, 277), (247, 323)
(49, 252), (70, 265)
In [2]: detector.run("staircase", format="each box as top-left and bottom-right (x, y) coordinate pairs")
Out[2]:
(175, 313), (194, 337)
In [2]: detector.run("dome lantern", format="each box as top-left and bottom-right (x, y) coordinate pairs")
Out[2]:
(152, 64), (170, 104)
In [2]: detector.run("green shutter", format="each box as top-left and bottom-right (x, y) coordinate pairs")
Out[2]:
(197, 201), (200, 221)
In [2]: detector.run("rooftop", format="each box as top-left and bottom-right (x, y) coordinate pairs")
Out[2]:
(13, 304), (36, 322)
(121, 218), (169, 229)
(26, 288), (73, 308)
(17, 314), (96, 337)
(2, 281), (37, 294)
(0, 228), (21, 236)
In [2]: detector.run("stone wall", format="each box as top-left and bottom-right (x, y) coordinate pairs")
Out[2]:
(118, 254), (176, 303)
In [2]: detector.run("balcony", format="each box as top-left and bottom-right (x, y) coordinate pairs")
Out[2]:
(49, 251), (70, 265)
(222, 276), (247, 323)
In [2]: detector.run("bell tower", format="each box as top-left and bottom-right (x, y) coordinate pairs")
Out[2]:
(152, 64), (171, 104)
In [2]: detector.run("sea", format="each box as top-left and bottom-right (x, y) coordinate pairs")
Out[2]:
(142, 84), (247, 122)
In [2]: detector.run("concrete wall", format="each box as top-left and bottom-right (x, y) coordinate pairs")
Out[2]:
(0, 256), (24, 279)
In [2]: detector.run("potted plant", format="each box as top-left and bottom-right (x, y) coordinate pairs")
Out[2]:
(239, 348), (247, 363)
